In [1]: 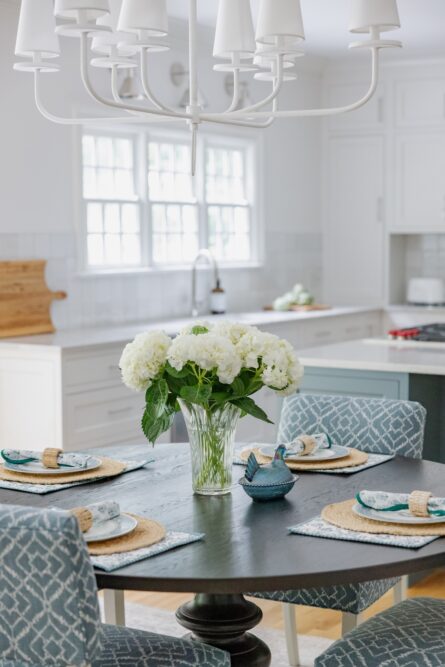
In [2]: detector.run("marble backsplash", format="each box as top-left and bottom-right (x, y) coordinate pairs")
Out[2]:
(0, 232), (322, 330)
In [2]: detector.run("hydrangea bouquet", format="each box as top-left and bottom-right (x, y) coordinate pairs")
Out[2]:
(120, 321), (303, 495)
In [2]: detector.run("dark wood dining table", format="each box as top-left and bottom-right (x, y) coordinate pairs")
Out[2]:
(2, 442), (445, 667)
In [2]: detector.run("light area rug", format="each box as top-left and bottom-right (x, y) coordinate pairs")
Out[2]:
(101, 600), (333, 667)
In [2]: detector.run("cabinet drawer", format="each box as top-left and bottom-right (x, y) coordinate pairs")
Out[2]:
(65, 386), (144, 448)
(64, 347), (124, 389)
(300, 368), (409, 400)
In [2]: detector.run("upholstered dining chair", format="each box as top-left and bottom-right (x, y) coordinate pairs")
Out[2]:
(0, 503), (230, 667)
(314, 597), (445, 666)
(249, 393), (426, 667)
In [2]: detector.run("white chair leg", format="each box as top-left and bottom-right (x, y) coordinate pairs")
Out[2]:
(103, 589), (126, 626)
(282, 603), (301, 667)
(393, 576), (408, 604)
(341, 612), (362, 636)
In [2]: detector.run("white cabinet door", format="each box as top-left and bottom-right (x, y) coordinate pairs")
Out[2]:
(323, 136), (385, 306)
(394, 133), (445, 232)
(396, 80), (445, 127)
(326, 82), (384, 131)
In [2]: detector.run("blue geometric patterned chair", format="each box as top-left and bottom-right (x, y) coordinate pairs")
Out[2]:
(0, 504), (230, 667)
(315, 597), (445, 666)
(250, 394), (426, 667)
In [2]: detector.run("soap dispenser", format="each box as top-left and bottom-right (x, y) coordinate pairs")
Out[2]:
(210, 279), (226, 315)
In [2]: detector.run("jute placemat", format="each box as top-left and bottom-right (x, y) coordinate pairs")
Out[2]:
(322, 499), (445, 537)
(87, 515), (166, 556)
(239, 448), (368, 471)
(0, 457), (127, 485)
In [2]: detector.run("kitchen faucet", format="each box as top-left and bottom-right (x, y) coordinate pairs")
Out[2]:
(191, 249), (220, 317)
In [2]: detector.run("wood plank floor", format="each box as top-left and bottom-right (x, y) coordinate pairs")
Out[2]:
(125, 570), (445, 640)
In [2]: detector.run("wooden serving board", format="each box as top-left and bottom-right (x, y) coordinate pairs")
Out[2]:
(264, 304), (331, 312)
(0, 260), (66, 338)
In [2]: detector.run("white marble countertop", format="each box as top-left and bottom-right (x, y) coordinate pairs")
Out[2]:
(299, 338), (445, 376)
(0, 307), (377, 351)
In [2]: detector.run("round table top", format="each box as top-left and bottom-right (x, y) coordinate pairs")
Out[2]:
(4, 442), (445, 594)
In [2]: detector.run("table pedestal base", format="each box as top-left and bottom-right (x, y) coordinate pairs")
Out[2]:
(176, 594), (271, 667)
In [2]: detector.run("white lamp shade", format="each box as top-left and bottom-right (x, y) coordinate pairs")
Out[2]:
(213, 0), (255, 59)
(15, 0), (60, 58)
(54, 0), (110, 20)
(256, 0), (305, 45)
(349, 0), (400, 33)
(94, 0), (135, 49)
(97, 0), (122, 29)
(117, 0), (168, 37)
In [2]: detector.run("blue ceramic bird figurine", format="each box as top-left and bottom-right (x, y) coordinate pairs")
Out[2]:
(245, 445), (295, 485)
(240, 445), (297, 502)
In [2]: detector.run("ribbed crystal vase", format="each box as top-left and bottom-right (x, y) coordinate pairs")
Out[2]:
(179, 400), (241, 496)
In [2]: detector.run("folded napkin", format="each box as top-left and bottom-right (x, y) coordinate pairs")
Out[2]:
(285, 432), (332, 457)
(71, 501), (121, 533)
(1, 448), (94, 469)
(357, 490), (445, 517)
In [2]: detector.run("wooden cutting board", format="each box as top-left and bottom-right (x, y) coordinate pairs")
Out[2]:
(264, 304), (331, 312)
(0, 260), (67, 338)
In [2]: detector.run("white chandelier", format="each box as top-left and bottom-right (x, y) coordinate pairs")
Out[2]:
(14, 0), (402, 172)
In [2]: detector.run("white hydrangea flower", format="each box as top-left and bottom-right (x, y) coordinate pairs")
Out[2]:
(167, 332), (242, 385)
(212, 321), (256, 345)
(256, 332), (304, 396)
(119, 330), (172, 392)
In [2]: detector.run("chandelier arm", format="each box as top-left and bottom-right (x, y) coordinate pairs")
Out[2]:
(140, 51), (179, 114)
(224, 68), (241, 113)
(203, 48), (380, 120)
(229, 55), (284, 115)
(79, 32), (191, 122)
(80, 32), (275, 130)
(33, 70), (168, 125)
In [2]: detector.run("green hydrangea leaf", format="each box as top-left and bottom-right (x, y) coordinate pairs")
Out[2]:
(230, 397), (273, 424)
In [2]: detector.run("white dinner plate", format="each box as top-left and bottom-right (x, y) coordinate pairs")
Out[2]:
(259, 444), (350, 462)
(352, 502), (445, 525)
(84, 514), (138, 543)
(3, 456), (102, 476)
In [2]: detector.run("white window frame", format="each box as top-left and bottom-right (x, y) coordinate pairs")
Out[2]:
(76, 123), (264, 275)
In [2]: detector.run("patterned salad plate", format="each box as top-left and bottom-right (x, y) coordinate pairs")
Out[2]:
(352, 503), (445, 525)
(84, 514), (138, 543)
(260, 444), (350, 462)
(2, 456), (102, 476)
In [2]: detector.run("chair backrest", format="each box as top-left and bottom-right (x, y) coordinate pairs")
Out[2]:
(0, 504), (102, 666)
(278, 394), (426, 459)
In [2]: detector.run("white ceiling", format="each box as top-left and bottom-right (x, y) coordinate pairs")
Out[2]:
(167, 0), (445, 59)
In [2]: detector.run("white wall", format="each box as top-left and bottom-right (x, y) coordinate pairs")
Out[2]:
(0, 3), (323, 330)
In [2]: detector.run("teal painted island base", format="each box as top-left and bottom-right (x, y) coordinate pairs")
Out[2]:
(301, 368), (445, 463)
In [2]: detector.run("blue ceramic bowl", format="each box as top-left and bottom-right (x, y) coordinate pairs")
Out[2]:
(239, 475), (299, 502)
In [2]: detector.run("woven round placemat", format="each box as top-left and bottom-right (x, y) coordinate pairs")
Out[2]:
(239, 448), (368, 471)
(322, 499), (445, 536)
(87, 514), (166, 555)
(0, 457), (127, 485)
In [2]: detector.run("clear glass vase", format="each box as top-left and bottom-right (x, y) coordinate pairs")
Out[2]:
(179, 400), (241, 496)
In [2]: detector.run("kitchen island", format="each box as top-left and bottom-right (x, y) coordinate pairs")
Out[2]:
(299, 339), (445, 463)
(0, 307), (380, 451)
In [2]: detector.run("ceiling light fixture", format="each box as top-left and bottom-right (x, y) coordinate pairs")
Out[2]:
(14, 0), (402, 173)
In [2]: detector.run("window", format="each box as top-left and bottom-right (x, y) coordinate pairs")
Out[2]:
(80, 128), (259, 272)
